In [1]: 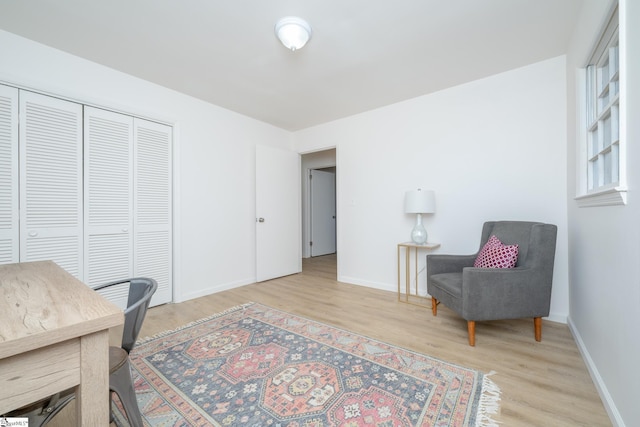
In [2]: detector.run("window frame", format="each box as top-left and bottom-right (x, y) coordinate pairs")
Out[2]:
(575, 5), (626, 208)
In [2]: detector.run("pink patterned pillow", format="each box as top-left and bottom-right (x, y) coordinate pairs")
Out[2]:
(474, 235), (519, 269)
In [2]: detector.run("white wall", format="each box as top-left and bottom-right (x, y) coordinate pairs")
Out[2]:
(0, 30), (292, 303)
(566, 1), (639, 426)
(295, 56), (570, 322)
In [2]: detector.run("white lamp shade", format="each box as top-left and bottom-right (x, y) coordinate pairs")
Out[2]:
(404, 189), (435, 214)
(275, 16), (312, 51)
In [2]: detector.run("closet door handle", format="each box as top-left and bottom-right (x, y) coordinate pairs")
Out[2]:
(28, 231), (38, 237)
(122, 228), (129, 233)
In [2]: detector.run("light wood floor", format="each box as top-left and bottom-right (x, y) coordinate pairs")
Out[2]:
(58, 254), (612, 426)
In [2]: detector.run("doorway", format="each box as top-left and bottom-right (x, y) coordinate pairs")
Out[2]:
(301, 149), (337, 267)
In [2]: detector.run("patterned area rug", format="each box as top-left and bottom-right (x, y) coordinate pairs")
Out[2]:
(115, 302), (500, 427)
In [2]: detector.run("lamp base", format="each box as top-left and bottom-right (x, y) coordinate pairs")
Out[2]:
(411, 213), (428, 245)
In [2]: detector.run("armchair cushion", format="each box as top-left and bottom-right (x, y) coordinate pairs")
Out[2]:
(473, 235), (519, 269)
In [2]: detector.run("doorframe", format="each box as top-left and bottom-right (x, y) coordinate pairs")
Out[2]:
(300, 148), (338, 261)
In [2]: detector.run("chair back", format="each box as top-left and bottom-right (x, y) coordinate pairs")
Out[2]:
(94, 277), (158, 353)
(479, 221), (557, 269)
(122, 278), (158, 353)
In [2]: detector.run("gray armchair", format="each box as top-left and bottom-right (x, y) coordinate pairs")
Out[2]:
(427, 221), (557, 346)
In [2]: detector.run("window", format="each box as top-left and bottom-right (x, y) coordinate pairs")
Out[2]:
(576, 5), (625, 207)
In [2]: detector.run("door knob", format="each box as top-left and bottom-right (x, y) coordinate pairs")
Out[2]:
(258, 218), (265, 223)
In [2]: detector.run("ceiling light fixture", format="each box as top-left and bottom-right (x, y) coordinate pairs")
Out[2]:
(275, 16), (312, 51)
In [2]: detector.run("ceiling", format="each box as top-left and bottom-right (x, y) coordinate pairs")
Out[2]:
(0, 0), (584, 131)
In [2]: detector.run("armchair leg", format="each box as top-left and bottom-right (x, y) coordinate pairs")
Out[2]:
(431, 297), (438, 315)
(534, 317), (542, 341)
(467, 321), (476, 346)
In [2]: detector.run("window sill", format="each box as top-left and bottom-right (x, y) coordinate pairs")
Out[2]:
(575, 187), (627, 207)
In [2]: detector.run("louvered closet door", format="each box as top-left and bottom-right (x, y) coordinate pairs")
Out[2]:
(84, 107), (133, 297)
(19, 91), (83, 277)
(0, 85), (18, 265)
(134, 118), (172, 306)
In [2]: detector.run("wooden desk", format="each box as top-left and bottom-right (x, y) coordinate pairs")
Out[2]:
(0, 261), (123, 425)
(397, 242), (440, 306)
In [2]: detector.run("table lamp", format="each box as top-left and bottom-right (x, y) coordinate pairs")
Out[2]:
(404, 189), (435, 244)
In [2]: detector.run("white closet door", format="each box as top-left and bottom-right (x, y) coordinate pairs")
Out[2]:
(134, 118), (172, 306)
(19, 91), (83, 277)
(84, 107), (134, 292)
(0, 85), (18, 265)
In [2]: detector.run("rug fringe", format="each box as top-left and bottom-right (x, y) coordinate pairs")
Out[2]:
(136, 302), (255, 344)
(476, 370), (502, 427)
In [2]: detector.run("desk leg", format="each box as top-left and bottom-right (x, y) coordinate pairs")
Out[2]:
(77, 330), (110, 426)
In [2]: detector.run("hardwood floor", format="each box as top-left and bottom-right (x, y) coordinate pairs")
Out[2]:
(58, 254), (612, 426)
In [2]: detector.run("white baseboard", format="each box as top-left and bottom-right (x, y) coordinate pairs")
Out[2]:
(338, 275), (568, 323)
(545, 312), (567, 324)
(567, 317), (623, 427)
(337, 275), (396, 293)
(176, 277), (254, 303)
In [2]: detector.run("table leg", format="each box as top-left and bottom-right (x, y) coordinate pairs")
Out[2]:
(77, 330), (111, 426)
(397, 245), (401, 302)
(405, 246), (410, 300)
(414, 246), (419, 296)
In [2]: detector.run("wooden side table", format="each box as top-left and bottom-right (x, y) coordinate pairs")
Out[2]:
(397, 242), (440, 306)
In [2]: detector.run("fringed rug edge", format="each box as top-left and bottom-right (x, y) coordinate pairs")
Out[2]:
(476, 371), (502, 427)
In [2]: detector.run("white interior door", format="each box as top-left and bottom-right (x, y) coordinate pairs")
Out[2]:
(256, 145), (301, 282)
(134, 118), (173, 306)
(310, 169), (336, 256)
(0, 85), (18, 264)
(19, 90), (83, 278)
(84, 106), (134, 288)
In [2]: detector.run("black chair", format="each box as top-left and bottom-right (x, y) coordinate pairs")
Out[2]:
(4, 277), (157, 426)
(427, 221), (557, 346)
